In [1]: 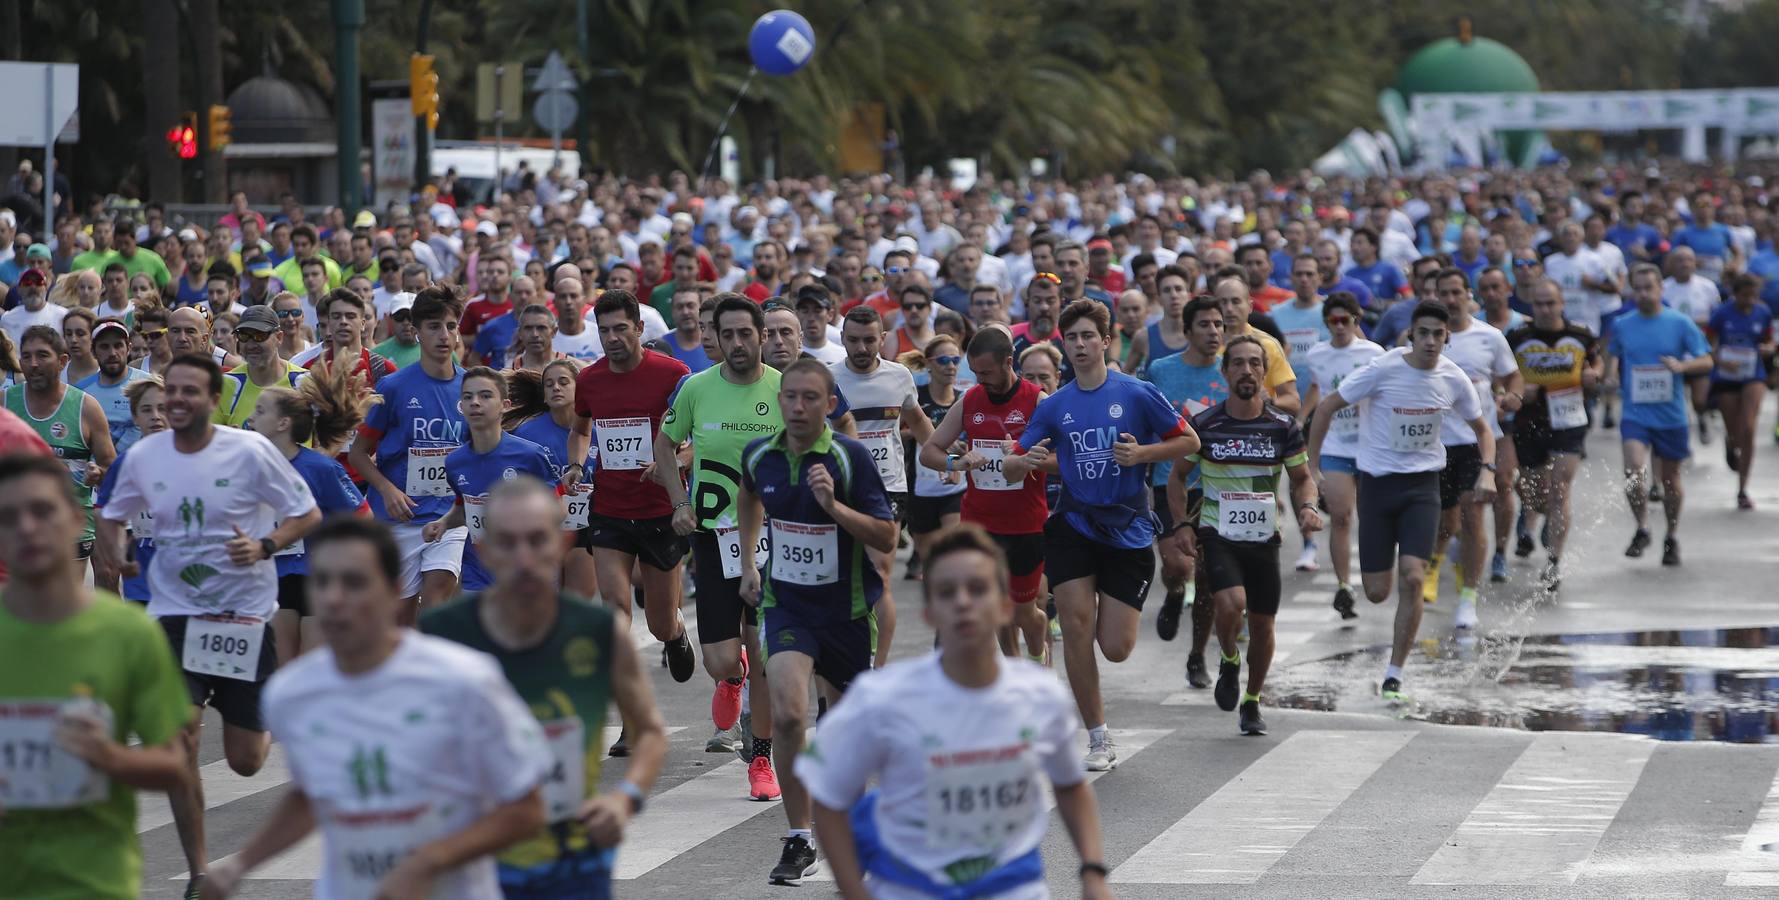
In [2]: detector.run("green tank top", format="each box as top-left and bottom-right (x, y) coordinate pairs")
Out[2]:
(418, 592), (615, 868)
(4, 385), (95, 535)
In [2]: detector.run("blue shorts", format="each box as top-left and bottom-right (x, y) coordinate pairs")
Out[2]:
(761, 606), (875, 693)
(1320, 454), (1358, 475)
(498, 847), (614, 899)
(1621, 419), (1690, 462)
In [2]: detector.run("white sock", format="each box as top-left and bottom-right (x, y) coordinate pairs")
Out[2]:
(1088, 724), (1108, 744)
(1384, 664), (1403, 682)
(789, 828), (812, 840)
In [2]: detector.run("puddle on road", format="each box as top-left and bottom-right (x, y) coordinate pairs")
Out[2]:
(1267, 627), (1779, 743)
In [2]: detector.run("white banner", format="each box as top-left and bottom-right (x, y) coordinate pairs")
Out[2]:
(1411, 89), (1779, 134)
(371, 99), (415, 209)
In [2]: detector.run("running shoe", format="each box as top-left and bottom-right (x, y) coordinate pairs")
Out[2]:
(184, 876), (204, 900)
(904, 549), (922, 581)
(1155, 588), (1185, 641)
(1454, 599), (1479, 630)
(1738, 492), (1755, 511)
(1294, 541), (1319, 572)
(1514, 529), (1534, 559)
(1332, 585), (1358, 620)
(712, 650), (748, 731)
(1490, 550), (1508, 582)
(1048, 616), (1061, 642)
(1662, 536), (1681, 566)
(1728, 442), (1742, 472)
(1421, 558), (1440, 604)
(1083, 734), (1118, 772)
(1625, 528), (1651, 558)
(1214, 658), (1241, 711)
(608, 730), (629, 758)
(706, 725), (742, 754)
(736, 710), (753, 762)
(1186, 652), (1211, 689)
(1539, 557), (1561, 592)
(665, 629), (697, 683)
(1602, 408), (1616, 429)
(1380, 677), (1406, 704)
(1699, 415), (1712, 444)
(748, 756), (781, 801)
(769, 835), (819, 885)
(1238, 699), (1267, 735)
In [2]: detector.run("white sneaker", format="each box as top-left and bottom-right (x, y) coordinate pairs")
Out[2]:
(1083, 734), (1118, 772)
(1294, 542), (1320, 572)
(1455, 599), (1479, 630)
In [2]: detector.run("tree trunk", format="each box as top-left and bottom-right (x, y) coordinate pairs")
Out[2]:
(192, 0), (226, 203)
(0, 0), (20, 178)
(141, 0), (182, 203)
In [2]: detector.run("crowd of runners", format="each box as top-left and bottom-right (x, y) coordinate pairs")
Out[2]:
(0, 162), (1774, 899)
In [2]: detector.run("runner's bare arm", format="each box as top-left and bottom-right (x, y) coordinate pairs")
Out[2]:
(95, 516), (134, 578)
(810, 801), (871, 900)
(564, 414), (593, 490)
(1305, 392), (1350, 477)
(918, 400), (967, 471)
(832, 410), (857, 438)
(1286, 460), (1322, 534)
(1299, 382), (1322, 426)
(81, 393), (117, 469)
(580, 615), (669, 847)
(900, 395), (935, 445)
(737, 484), (765, 605)
(199, 788), (317, 898)
(1053, 780), (1112, 900)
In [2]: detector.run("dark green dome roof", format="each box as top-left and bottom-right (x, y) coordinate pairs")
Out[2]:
(1396, 36), (1540, 97)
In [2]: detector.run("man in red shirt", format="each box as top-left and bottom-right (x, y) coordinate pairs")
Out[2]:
(1087, 237), (1126, 295)
(635, 236), (669, 305)
(460, 252), (514, 338)
(1239, 244), (1293, 313)
(742, 240), (788, 303)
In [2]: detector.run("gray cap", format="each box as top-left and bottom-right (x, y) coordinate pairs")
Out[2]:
(237, 305), (280, 334)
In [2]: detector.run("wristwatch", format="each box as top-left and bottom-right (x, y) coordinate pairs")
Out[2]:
(258, 537), (278, 560)
(616, 779), (646, 815)
(1079, 862), (1109, 879)
(1482, 462), (1498, 472)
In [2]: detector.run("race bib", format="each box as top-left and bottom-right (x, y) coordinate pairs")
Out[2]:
(271, 519), (303, 558)
(1718, 345), (1758, 381)
(716, 526), (771, 580)
(562, 490), (591, 531)
(968, 439), (1017, 491)
(1630, 365), (1674, 405)
(1330, 406), (1361, 442)
(1389, 407), (1440, 453)
(182, 615), (265, 682)
(1546, 387), (1588, 430)
(770, 520), (839, 586)
(406, 446), (453, 497)
(856, 422), (898, 480)
(334, 803), (444, 897)
(0, 700), (111, 809)
(1216, 491), (1276, 542)
(595, 417), (653, 471)
(62, 457), (88, 487)
(132, 508), (156, 540)
(539, 717), (586, 823)
(464, 495), (487, 540)
(924, 747), (1038, 851)
(1284, 329), (1319, 359)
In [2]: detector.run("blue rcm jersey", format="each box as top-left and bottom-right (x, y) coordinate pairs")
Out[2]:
(1019, 370), (1186, 549)
(278, 447), (369, 576)
(360, 364), (466, 521)
(445, 432), (559, 591)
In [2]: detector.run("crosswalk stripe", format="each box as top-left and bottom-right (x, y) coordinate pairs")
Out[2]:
(613, 760), (777, 880)
(1109, 730), (1412, 884)
(801, 728), (1172, 883)
(1411, 732), (1655, 885)
(1726, 763), (1779, 886)
(137, 745), (290, 834)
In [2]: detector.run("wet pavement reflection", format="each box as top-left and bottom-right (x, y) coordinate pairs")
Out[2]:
(1268, 627), (1779, 743)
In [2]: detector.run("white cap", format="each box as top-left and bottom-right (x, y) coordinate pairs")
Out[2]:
(637, 232), (665, 249)
(671, 211), (695, 228)
(893, 234), (920, 254)
(389, 292), (417, 314)
(737, 204), (760, 220)
(475, 220), (498, 237)
(178, 228), (199, 242)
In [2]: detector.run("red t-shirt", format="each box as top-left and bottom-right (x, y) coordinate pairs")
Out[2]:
(743, 279), (786, 304)
(573, 349), (691, 519)
(0, 407), (52, 583)
(1251, 284), (1293, 314)
(461, 295), (513, 337)
(1091, 269), (1127, 295)
(958, 379), (1047, 534)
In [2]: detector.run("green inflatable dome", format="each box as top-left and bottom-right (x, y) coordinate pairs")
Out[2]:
(1396, 36), (1542, 166)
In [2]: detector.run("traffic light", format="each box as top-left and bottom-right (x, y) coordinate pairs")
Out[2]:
(410, 53), (440, 131)
(207, 104), (232, 151)
(166, 112), (198, 160)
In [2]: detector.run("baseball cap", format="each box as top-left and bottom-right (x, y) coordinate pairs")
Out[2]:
(794, 283), (833, 309)
(671, 211), (695, 228)
(475, 220), (498, 237)
(246, 258), (274, 277)
(18, 268), (45, 286)
(1087, 237), (1114, 253)
(389, 292), (417, 316)
(178, 228), (199, 243)
(353, 210), (377, 229)
(235, 305), (280, 334)
(25, 243), (50, 261)
(93, 320), (130, 342)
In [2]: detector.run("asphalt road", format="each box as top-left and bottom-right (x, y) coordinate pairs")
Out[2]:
(141, 406), (1779, 898)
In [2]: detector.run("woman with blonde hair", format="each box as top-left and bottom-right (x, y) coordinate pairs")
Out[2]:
(49, 268), (102, 308)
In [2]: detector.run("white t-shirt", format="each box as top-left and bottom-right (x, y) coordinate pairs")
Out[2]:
(99, 427), (317, 619)
(1663, 276), (1721, 325)
(552, 326), (603, 363)
(290, 343), (328, 367)
(1, 302), (68, 347)
(794, 653), (1082, 900)
(264, 633), (550, 900)
(1336, 347), (1482, 475)
(830, 358), (919, 493)
(1584, 240), (1627, 332)
(1304, 338), (1384, 458)
(1541, 248), (1607, 331)
(1439, 322), (1517, 444)
(639, 305), (671, 343)
(802, 338), (846, 367)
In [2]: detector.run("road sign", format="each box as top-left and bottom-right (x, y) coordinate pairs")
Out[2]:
(533, 51), (577, 93)
(533, 91), (578, 135)
(0, 62), (78, 147)
(476, 61), (524, 123)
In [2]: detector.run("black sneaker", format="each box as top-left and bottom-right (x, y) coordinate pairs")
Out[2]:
(1727, 442), (1742, 472)
(770, 835), (819, 885)
(1156, 589), (1185, 640)
(1625, 528), (1651, 558)
(1662, 536), (1681, 566)
(1602, 408), (1616, 429)
(1699, 416), (1712, 445)
(1380, 677), (1406, 703)
(1214, 658), (1240, 711)
(1186, 652), (1210, 689)
(608, 730), (629, 757)
(1332, 585), (1358, 620)
(1514, 530), (1534, 558)
(665, 631), (697, 683)
(183, 875), (204, 900)
(1539, 557), (1561, 592)
(1238, 699), (1267, 735)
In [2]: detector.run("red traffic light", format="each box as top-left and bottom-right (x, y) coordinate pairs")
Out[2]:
(167, 114), (199, 159)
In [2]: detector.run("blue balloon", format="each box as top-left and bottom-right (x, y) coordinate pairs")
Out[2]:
(749, 10), (816, 76)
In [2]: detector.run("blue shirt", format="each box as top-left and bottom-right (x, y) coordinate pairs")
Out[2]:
(1607, 223), (1664, 265)
(445, 433), (559, 590)
(1671, 222), (1732, 267)
(1607, 308), (1710, 429)
(471, 311), (519, 370)
(1707, 302), (1774, 383)
(1144, 353), (1226, 488)
(361, 364), (466, 520)
(1747, 249), (1779, 314)
(1326, 275), (1373, 310)
(667, 335), (714, 373)
(1268, 301), (1329, 373)
(1370, 298), (1418, 348)
(1268, 250), (1296, 288)
(1019, 370), (1185, 549)
(277, 447), (367, 576)
(95, 447), (154, 601)
(741, 428), (893, 624)
(510, 414), (597, 475)
(76, 368), (154, 453)
(1453, 253), (1489, 286)
(1346, 262), (1407, 305)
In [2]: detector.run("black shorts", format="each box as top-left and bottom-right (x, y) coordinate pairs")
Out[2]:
(583, 514), (688, 572)
(989, 531), (1045, 577)
(1043, 515), (1155, 611)
(690, 529), (757, 645)
(157, 615), (279, 732)
(761, 607), (874, 693)
(1357, 471), (1441, 573)
(1514, 421), (1588, 470)
(886, 491), (908, 524)
(1710, 379), (1761, 401)
(276, 573), (308, 616)
(1438, 443), (1484, 510)
(906, 491), (962, 535)
(1197, 531), (1283, 616)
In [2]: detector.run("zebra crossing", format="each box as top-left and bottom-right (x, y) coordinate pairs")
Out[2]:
(141, 712), (1779, 897)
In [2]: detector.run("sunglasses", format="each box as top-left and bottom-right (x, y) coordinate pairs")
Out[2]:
(1513, 259), (1539, 269)
(886, 266), (908, 275)
(1324, 315), (1354, 326)
(861, 274), (884, 284)
(902, 302), (929, 312)
(929, 354), (962, 366)
(1032, 272), (1061, 284)
(276, 309), (305, 319)
(235, 329), (275, 343)
(138, 328), (168, 338)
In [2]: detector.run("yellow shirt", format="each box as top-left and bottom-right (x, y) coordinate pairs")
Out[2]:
(1239, 324), (1298, 393)
(215, 361), (311, 428)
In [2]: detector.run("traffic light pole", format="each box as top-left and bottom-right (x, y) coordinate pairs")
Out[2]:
(333, 0), (364, 212)
(413, 0), (435, 192)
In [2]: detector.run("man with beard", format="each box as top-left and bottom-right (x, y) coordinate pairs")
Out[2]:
(5, 326), (118, 569)
(80, 318), (156, 451)
(1012, 271), (1064, 376)
(1, 267), (67, 345)
(744, 240), (790, 303)
(215, 306), (308, 428)
(462, 253), (515, 340)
